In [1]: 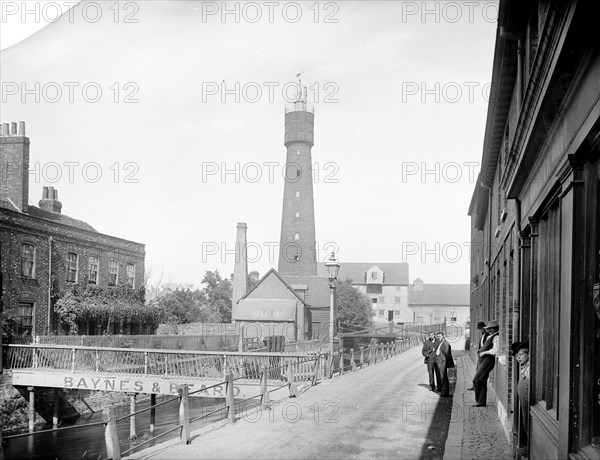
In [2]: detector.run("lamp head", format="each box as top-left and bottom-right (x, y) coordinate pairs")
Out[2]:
(324, 252), (340, 282)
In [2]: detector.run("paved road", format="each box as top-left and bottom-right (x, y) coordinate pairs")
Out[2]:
(130, 346), (456, 460)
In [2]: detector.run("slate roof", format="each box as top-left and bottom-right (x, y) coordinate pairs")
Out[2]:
(238, 268), (308, 305)
(317, 263), (409, 285)
(26, 205), (97, 232)
(282, 275), (331, 308)
(408, 283), (470, 306)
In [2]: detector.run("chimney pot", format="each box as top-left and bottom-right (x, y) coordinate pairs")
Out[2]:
(43, 186), (49, 199)
(2, 123), (9, 136)
(10, 122), (17, 135)
(18, 121), (25, 136)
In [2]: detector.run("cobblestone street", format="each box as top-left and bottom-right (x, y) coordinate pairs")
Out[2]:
(444, 354), (513, 460)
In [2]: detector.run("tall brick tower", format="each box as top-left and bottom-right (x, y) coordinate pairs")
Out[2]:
(0, 122), (29, 212)
(278, 88), (317, 276)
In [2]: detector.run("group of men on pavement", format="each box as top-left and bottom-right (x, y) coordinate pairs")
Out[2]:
(421, 321), (530, 417)
(421, 331), (454, 397)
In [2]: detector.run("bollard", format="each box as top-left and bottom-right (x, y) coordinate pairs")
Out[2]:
(359, 347), (364, 369)
(287, 359), (299, 397)
(103, 406), (121, 460)
(225, 371), (235, 423)
(178, 385), (190, 444)
(149, 394), (156, 436)
(260, 365), (271, 408)
(350, 349), (357, 372)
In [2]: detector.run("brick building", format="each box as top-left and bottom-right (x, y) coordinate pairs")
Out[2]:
(407, 278), (470, 326)
(0, 122), (145, 335)
(318, 263), (411, 323)
(469, 1), (600, 457)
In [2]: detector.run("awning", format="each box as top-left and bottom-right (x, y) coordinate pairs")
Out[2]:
(234, 299), (297, 322)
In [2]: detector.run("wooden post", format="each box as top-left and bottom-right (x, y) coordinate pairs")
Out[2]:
(71, 348), (75, 373)
(325, 351), (332, 379)
(350, 349), (356, 372)
(95, 350), (100, 372)
(311, 355), (321, 386)
(103, 406), (121, 460)
(225, 371), (235, 423)
(128, 393), (137, 440)
(359, 347), (364, 368)
(286, 359), (299, 397)
(338, 350), (344, 375)
(178, 385), (190, 444)
(260, 365), (270, 408)
(52, 388), (59, 428)
(28, 386), (35, 433)
(144, 352), (148, 377)
(149, 394), (156, 436)
(368, 346), (372, 365)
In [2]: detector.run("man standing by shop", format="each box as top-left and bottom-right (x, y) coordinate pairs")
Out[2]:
(472, 320), (500, 407)
(467, 321), (488, 391)
(422, 332), (440, 392)
(435, 331), (455, 397)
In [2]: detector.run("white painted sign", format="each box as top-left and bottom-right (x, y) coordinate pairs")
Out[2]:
(11, 371), (281, 399)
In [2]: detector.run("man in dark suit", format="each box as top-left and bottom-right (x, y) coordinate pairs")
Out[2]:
(422, 332), (440, 392)
(434, 331), (454, 397)
(467, 321), (488, 391)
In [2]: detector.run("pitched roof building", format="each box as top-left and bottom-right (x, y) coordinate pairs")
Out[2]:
(0, 122), (145, 335)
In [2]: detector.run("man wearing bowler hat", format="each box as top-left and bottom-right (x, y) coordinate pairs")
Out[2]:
(472, 320), (500, 407)
(467, 321), (488, 391)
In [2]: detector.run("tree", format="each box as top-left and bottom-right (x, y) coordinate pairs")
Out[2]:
(201, 270), (233, 322)
(335, 280), (374, 329)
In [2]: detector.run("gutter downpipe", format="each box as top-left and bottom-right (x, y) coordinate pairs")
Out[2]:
(480, 181), (493, 318)
(47, 236), (53, 334)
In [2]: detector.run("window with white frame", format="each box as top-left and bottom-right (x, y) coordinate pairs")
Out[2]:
(66, 252), (78, 283)
(378, 309), (385, 318)
(126, 263), (135, 288)
(108, 259), (119, 286)
(378, 296), (385, 304)
(88, 256), (99, 285)
(395, 296), (402, 303)
(21, 243), (35, 278)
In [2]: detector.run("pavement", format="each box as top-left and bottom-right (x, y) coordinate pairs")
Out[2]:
(127, 344), (514, 460)
(443, 353), (513, 460)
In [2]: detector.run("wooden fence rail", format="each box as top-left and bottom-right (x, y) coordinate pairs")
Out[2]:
(3, 335), (426, 459)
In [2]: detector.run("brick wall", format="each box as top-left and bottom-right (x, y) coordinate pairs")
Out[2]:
(1, 207), (145, 335)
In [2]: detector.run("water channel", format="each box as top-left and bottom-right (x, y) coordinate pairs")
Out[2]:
(4, 396), (257, 459)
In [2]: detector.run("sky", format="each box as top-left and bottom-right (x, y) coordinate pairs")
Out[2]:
(0, 1), (498, 287)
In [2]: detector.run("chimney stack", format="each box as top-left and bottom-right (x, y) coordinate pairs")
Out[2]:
(39, 186), (62, 214)
(0, 121), (29, 212)
(232, 222), (249, 315)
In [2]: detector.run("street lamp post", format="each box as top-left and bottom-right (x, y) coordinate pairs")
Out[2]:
(325, 252), (340, 351)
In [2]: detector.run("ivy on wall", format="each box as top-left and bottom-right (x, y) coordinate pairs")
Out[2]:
(54, 284), (160, 335)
